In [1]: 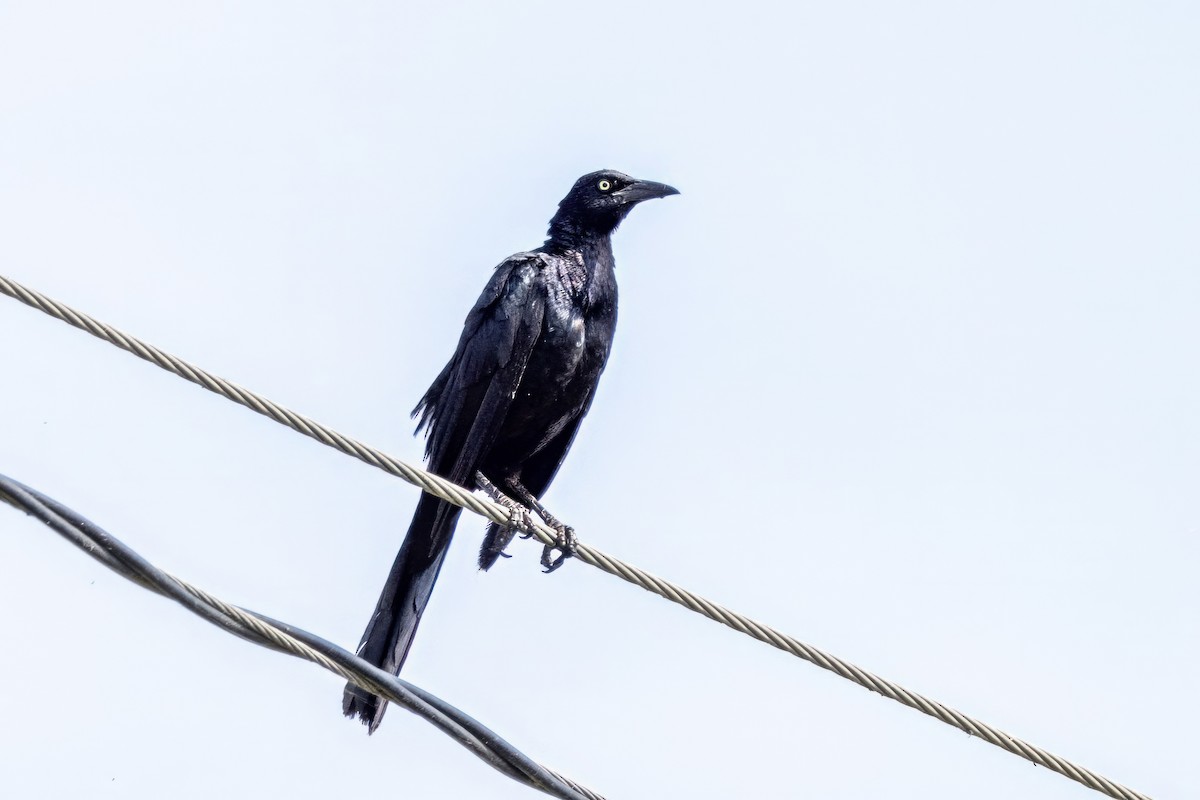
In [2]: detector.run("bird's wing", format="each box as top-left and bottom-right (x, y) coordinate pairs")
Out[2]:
(517, 383), (599, 498)
(413, 252), (548, 485)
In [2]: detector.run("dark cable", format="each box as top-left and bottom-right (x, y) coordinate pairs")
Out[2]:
(0, 473), (603, 800)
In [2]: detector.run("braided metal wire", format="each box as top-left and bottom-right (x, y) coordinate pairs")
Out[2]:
(0, 272), (1153, 800)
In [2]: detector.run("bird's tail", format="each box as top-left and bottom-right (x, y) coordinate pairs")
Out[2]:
(342, 491), (461, 732)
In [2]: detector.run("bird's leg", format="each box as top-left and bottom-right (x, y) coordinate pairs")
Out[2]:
(509, 481), (578, 573)
(475, 472), (533, 561)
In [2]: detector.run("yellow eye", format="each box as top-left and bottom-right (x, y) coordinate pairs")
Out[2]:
(598, 179), (612, 191)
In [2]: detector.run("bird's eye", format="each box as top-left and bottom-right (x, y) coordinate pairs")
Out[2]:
(597, 179), (612, 192)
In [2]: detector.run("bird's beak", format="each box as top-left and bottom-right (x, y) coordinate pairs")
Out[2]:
(616, 179), (681, 204)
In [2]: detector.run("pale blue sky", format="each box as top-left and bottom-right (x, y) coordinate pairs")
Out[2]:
(1, 3), (1196, 798)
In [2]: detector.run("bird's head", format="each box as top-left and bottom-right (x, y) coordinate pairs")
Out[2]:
(548, 169), (679, 242)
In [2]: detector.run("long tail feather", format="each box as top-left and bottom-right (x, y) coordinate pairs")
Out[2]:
(342, 492), (461, 732)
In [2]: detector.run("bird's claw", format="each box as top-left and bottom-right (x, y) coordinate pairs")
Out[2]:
(476, 471), (535, 540)
(476, 471), (578, 571)
(540, 523), (577, 573)
(517, 485), (577, 573)
(510, 506), (535, 536)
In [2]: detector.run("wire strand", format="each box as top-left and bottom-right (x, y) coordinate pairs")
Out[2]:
(0, 272), (1153, 800)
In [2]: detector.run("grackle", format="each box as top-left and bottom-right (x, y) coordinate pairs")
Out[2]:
(343, 170), (678, 731)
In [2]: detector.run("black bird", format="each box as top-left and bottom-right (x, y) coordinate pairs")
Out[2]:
(344, 169), (678, 731)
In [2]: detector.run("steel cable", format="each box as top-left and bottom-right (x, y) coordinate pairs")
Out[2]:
(0, 273), (1153, 800)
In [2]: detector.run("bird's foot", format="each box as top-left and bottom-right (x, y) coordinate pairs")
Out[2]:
(475, 471), (534, 540)
(540, 521), (578, 573)
(508, 484), (578, 573)
(476, 473), (578, 571)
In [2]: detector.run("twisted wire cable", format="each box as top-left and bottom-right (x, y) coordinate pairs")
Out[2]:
(0, 474), (602, 800)
(0, 273), (1153, 800)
